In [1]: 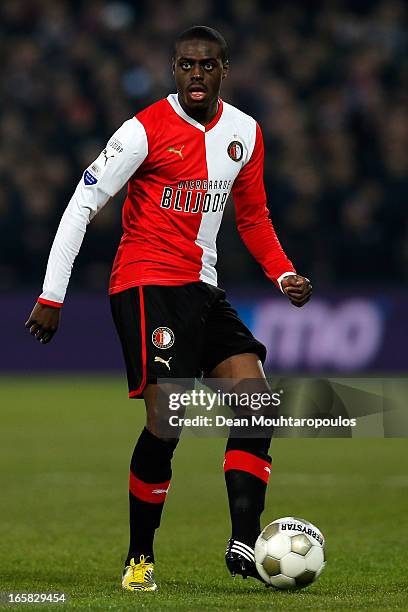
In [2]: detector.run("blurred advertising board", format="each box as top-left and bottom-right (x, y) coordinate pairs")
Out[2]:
(2, 290), (406, 373)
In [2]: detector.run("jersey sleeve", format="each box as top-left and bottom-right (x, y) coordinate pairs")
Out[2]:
(232, 122), (296, 288)
(37, 117), (148, 306)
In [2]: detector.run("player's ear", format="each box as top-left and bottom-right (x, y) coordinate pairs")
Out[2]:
(222, 60), (229, 79)
(171, 58), (175, 75)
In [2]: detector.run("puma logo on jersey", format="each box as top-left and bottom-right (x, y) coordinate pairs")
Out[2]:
(154, 356), (173, 370)
(167, 145), (185, 160)
(264, 466), (271, 474)
(102, 148), (115, 166)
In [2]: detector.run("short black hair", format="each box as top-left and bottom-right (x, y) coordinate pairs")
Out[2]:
(174, 26), (228, 64)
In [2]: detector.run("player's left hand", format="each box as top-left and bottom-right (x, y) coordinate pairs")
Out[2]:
(281, 274), (312, 308)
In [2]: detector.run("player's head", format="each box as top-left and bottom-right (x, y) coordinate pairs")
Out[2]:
(172, 26), (229, 112)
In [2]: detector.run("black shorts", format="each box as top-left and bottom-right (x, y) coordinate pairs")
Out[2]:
(110, 282), (266, 398)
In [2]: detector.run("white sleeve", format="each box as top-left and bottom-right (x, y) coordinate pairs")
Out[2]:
(38, 117), (148, 305)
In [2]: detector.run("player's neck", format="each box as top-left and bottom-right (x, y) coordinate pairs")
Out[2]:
(178, 96), (219, 126)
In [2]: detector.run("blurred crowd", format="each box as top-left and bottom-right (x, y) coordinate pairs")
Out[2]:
(1, 0), (407, 292)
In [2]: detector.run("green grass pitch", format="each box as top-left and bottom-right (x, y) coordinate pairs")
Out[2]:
(0, 376), (407, 611)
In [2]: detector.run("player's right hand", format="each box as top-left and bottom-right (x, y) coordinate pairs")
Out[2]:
(25, 302), (61, 344)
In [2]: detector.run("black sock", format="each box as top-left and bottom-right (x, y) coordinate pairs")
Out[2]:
(224, 437), (272, 549)
(126, 427), (178, 566)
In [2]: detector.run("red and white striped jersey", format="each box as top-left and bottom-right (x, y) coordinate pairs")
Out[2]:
(38, 94), (295, 307)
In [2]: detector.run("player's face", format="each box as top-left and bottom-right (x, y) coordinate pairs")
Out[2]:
(173, 40), (228, 116)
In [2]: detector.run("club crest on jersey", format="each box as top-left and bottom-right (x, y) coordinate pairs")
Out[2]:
(152, 327), (175, 349)
(227, 141), (243, 162)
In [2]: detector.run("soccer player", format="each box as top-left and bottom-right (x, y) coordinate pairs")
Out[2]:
(25, 26), (312, 591)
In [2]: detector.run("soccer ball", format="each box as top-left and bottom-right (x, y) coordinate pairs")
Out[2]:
(254, 516), (326, 589)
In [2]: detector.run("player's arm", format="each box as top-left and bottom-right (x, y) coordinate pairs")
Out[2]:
(232, 122), (312, 307)
(25, 118), (148, 343)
